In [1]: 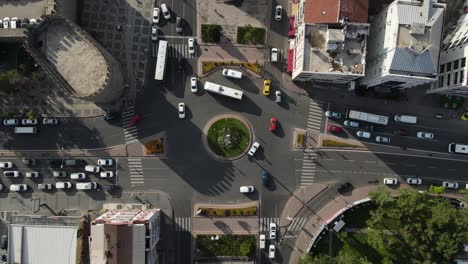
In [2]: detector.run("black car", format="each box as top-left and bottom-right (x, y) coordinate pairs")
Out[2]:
(261, 171), (270, 187)
(48, 159), (62, 167)
(0, 235), (7, 250)
(104, 112), (120, 121)
(337, 182), (353, 194)
(102, 184), (119, 193)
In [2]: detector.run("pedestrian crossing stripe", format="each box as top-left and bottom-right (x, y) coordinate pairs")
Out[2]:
(260, 217), (279, 232)
(128, 157), (144, 186)
(167, 44), (196, 58)
(175, 217), (192, 232)
(121, 106), (139, 143)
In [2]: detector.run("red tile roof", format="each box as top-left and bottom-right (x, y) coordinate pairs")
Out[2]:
(340, 0), (369, 23)
(304, 0), (340, 24)
(303, 0), (369, 24)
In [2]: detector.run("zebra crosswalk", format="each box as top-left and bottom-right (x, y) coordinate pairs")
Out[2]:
(175, 217), (192, 232)
(300, 149), (317, 187)
(167, 43), (195, 58)
(128, 158), (144, 186)
(286, 217), (308, 232)
(260, 217), (279, 232)
(121, 106), (139, 144)
(307, 100), (324, 133)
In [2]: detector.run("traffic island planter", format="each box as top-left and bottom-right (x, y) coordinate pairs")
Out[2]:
(195, 234), (256, 258)
(203, 114), (253, 161)
(293, 129), (306, 149)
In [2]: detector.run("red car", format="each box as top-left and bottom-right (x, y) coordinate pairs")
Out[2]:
(128, 114), (141, 126)
(269, 118), (278, 132)
(394, 129), (408, 136)
(327, 124), (343, 133)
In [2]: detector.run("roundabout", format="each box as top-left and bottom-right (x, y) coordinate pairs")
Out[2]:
(203, 114), (253, 161)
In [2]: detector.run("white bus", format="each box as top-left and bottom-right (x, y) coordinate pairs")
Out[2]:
(154, 40), (168, 81)
(204, 81), (243, 100)
(448, 143), (468, 154)
(14, 127), (37, 134)
(346, 110), (389, 125)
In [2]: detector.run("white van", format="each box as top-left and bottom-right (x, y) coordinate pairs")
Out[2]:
(344, 120), (359, 127)
(394, 115), (417, 124)
(14, 127), (37, 134)
(222, 69), (242, 79)
(271, 48), (278, 62)
(76, 182), (98, 190)
(259, 234), (266, 249)
(56, 182), (72, 189)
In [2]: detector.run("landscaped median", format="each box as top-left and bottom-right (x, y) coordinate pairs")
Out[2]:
(195, 234), (256, 259)
(201, 61), (263, 76)
(319, 134), (365, 149)
(198, 206), (257, 217)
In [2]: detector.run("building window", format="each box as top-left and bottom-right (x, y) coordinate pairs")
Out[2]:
(461, 71), (464, 84)
(447, 62), (452, 72)
(439, 76), (444, 87)
(454, 60), (459, 70)
(462, 57), (466, 67)
(440, 64), (445, 73)
(447, 74), (451, 86)
(454, 72), (459, 84)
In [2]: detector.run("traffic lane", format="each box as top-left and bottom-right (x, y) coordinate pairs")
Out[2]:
(0, 117), (124, 151)
(312, 150), (468, 184)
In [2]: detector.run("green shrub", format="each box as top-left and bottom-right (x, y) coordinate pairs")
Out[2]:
(202, 24), (222, 43)
(237, 26), (266, 45)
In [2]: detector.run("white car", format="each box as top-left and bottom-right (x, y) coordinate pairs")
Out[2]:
(240, 186), (254, 193)
(3, 17), (9, 28)
(4, 171), (19, 177)
(178, 103), (185, 119)
(43, 118), (58, 125)
(443, 181), (459, 189)
(151, 25), (158, 41)
(325, 111), (342, 119)
(161, 3), (171, 19)
(269, 222), (277, 239)
(275, 5), (283, 21)
(383, 178), (398, 185)
(70, 173), (86, 180)
(97, 159), (113, 166)
(344, 120), (359, 127)
(416, 132), (434, 139)
(10, 184), (27, 192)
(248, 142), (260, 156)
(100, 171), (114, 178)
(11, 17), (18, 28)
(3, 119), (18, 125)
(375, 136), (391, 144)
(56, 182), (73, 189)
(21, 119), (38, 125)
(275, 91), (282, 103)
(406, 178), (422, 185)
(190, 77), (197, 93)
(152, 7), (160, 24)
(188, 38), (195, 55)
(356, 131), (371, 138)
(269, 244), (275, 259)
(0, 162), (13, 169)
(25, 171), (39, 178)
(85, 165), (100, 173)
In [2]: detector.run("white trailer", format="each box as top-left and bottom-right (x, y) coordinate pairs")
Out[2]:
(204, 81), (243, 100)
(346, 110), (389, 125)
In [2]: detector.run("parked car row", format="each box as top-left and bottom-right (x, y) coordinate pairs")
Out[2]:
(1, 17), (41, 29)
(2, 118), (58, 126)
(383, 177), (466, 189)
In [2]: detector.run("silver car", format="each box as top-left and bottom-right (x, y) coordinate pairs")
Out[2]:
(176, 16), (183, 33)
(248, 142), (260, 156)
(375, 136), (391, 144)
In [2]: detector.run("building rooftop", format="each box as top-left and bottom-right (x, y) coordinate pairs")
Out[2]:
(304, 0), (340, 24)
(303, 0), (369, 24)
(301, 23), (367, 75)
(94, 209), (160, 225)
(9, 224), (78, 264)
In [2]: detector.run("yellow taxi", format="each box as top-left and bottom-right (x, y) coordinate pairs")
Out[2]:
(461, 108), (468, 120)
(263, 79), (271, 96)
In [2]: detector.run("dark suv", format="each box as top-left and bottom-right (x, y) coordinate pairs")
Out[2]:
(337, 182), (353, 194)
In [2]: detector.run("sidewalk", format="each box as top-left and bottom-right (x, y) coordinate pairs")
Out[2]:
(284, 184), (465, 263)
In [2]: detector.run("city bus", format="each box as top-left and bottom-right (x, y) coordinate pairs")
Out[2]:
(346, 110), (389, 125)
(448, 143), (468, 154)
(204, 81), (243, 100)
(154, 40), (168, 81)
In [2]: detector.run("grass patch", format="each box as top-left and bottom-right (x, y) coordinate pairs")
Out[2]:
(201, 61), (263, 75)
(322, 139), (361, 148)
(207, 118), (250, 158)
(199, 206), (257, 217)
(237, 26), (265, 45)
(196, 235), (256, 258)
(201, 24), (222, 43)
(144, 139), (164, 154)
